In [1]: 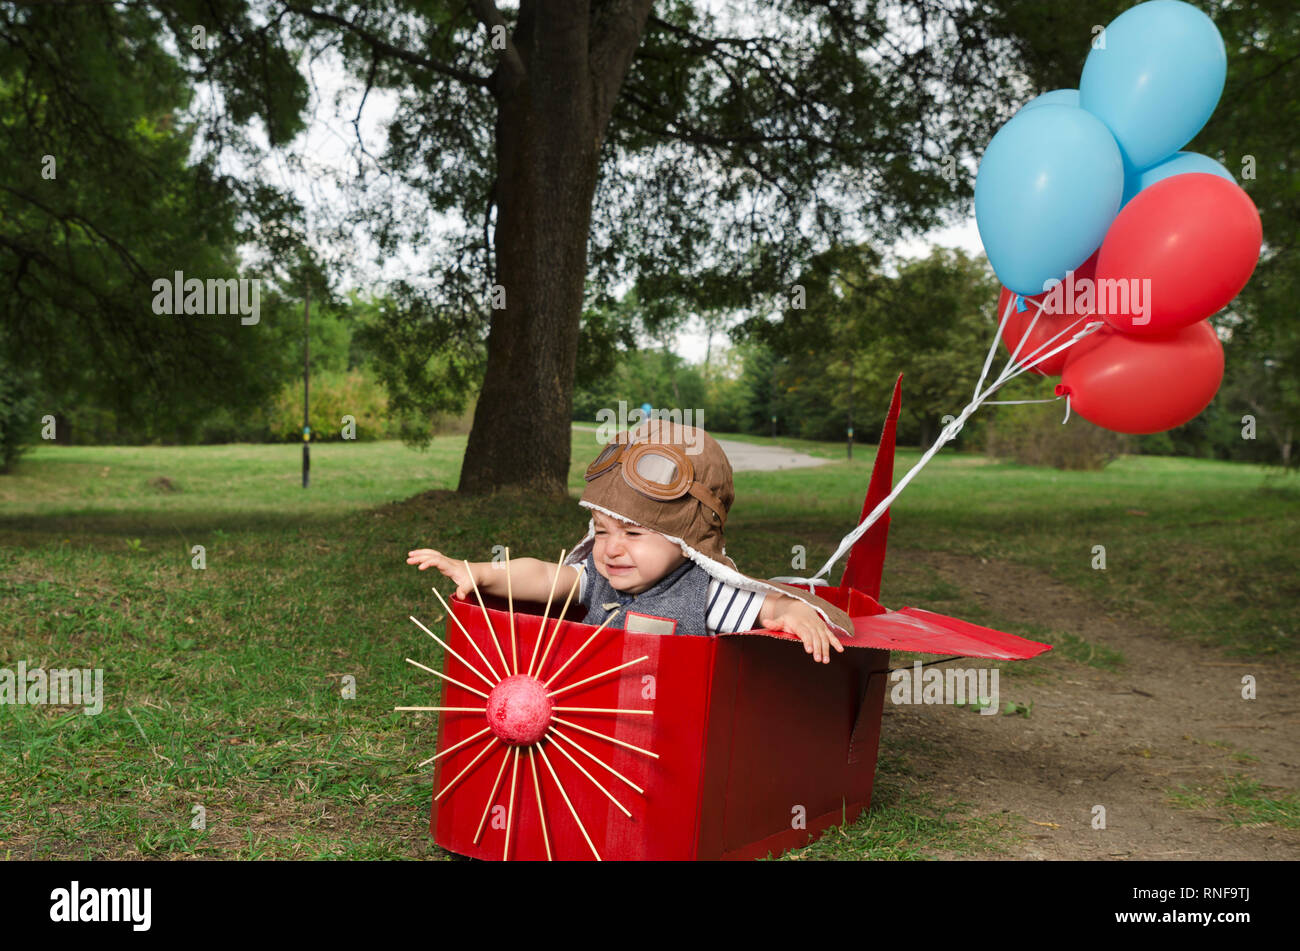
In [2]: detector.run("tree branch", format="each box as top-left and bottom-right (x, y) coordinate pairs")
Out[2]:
(283, 2), (493, 90)
(468, 0), (526, 87)
(643, 13), (766, 53)
(0, 183), (150, 283)
(589, 0), (655, 133)
(619, 87), (840, 153)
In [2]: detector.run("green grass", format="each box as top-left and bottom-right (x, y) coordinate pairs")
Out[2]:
(766, 736), (1021, 859)
(1168, 774), (1300, 829)
(723, 443), (1298, 658)
(0, 433), (1293, 859)
(773, 786), (1018, 860)
(1032, 630), (1125, 671)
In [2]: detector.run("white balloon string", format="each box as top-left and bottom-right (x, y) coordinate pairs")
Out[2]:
(1001, 295), (1041, 373)
(998, 312), (1087, 379)
(800, 406), (972, 586)
(973, 292), (1017, 403)
(987, 319), (1104, 391)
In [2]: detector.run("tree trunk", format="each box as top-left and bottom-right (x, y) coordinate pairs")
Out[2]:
(458, 75), (597, 495)
(55, 412), (72, 446)
(457, 0), (653, 496)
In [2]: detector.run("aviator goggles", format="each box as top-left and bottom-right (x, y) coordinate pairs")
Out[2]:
(584, 433), (728, 527)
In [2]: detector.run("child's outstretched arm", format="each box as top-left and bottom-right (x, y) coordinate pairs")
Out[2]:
(406, 548), (581, 605)
(757, 592), (845, 664)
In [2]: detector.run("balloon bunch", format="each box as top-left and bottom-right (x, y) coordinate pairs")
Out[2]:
(788, 3), (1264, 571)
(974, 0), (1262, 435)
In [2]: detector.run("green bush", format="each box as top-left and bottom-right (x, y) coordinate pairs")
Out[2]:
(249, 368), (475, 443)
(985, 400), (1131, 470)
(256, 369), (401, 441)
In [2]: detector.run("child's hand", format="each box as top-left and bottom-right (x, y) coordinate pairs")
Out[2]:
(406, 548), (478, 600)
(761, 601), (845, 664)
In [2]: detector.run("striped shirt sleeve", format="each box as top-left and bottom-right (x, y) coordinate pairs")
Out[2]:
(705, 579), (764, 635)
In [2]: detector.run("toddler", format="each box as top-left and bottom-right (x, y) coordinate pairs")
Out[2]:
(408, 420), (852, 663)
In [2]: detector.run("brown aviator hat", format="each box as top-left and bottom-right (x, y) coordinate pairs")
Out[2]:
(563, 418), (854, 639)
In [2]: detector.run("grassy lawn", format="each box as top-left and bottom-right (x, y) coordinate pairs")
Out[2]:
(723, 439), (1298, 657)
(1168, 774), (1300, 829)
(0, 433), (1293, 859)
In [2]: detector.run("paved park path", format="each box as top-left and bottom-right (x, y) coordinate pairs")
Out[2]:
(713, 438), (830, 472)
(571, 424), (830, 472)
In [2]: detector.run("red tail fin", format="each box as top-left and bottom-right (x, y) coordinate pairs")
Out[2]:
(839, 374), (902, 600)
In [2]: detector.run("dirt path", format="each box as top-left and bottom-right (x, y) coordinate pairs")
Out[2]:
(884, 548), (1300, 860)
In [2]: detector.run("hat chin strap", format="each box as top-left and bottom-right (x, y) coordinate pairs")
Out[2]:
(684, 482), (727, 527)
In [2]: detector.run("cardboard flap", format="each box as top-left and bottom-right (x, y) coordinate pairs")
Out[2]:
(849, 606), (1052, 660)
(719, 582), (1050, 661)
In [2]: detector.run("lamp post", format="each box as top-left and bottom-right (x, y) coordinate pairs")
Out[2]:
(302, 286), (310, 488)
(846, 356), (854, 460)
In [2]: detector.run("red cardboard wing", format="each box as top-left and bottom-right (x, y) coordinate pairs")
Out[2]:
(851, 606), (1052, 659)
(734, 583), (1052, 661)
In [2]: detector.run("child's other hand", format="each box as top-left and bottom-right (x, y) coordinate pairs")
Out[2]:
(406, 548), (477, 599)
(761, 607), (844, 664)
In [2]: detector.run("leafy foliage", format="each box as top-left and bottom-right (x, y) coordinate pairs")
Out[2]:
(0, 1), (321, 452)
(4, 0), (1292, 472)
(0, 353), (39, 471)
(740, 245), (1009, 445)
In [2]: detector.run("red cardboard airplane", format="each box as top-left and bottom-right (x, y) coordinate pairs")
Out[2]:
(408, 378), (1051, 860)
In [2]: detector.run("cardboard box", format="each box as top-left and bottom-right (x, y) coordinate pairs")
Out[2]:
(417, 378), (1051, 859)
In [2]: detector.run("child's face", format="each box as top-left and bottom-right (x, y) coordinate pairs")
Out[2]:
(590, 511), (688, 596)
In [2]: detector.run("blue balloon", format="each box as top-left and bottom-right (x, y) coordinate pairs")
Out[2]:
(1120, 151), (1238, 204)
(1079, 0), (1226, 169)
(975, 104), (1124, 297)
(1017, 88), (1079, 113)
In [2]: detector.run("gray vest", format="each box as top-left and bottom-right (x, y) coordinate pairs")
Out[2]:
(579, 551), (712, 637)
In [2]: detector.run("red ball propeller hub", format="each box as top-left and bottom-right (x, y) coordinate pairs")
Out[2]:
(485, 675), (553, 745)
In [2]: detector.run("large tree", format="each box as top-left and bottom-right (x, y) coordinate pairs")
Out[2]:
(2, 1), (1024, 486)
(283, 0), (1018, 495)
(6, 1), (1293, 479)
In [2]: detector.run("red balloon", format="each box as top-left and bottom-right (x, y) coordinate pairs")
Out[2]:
(997, 251), (1100, 375)
(1056, 321), (1224, 434)
(1094, 173), (1261, 335)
